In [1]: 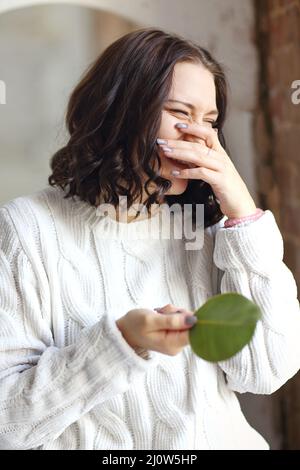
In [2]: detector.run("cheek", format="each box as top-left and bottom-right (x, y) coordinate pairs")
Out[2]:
(156, 114), (181, 172)
(158, 112), (180, 139)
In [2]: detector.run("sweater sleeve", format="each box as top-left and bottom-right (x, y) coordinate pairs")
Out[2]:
(0, 207), (159, 450)
(209, 209), (300, 395)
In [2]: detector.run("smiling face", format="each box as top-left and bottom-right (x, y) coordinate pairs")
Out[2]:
(156, 60), (218, 195)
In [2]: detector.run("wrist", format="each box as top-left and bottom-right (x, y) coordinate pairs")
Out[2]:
(226, 205), (258, 219)
(116, 318), (139, 350)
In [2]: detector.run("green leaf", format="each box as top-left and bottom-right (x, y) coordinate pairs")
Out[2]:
(189, 293), (261, 362)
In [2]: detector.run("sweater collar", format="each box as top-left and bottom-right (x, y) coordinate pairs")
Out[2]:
(90, 202), (173, 241)
(53, 186), (187, 241)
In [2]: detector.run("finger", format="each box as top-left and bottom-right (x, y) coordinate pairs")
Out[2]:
(154, 305), (194, 316)
(178, 309), (194, 316)
(156, 307), (194, 315)
(175, 123), (223, 152)
(171, 166), (220, 184)
(167, 329), (191, 349)
(162, 148), (221, 171)
(163, 328), (189, 349)
(154, 304), (178, 314)
(157, 139), (209, 151)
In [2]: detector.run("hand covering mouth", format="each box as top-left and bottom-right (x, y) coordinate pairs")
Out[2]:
(172, 158), (197, 169)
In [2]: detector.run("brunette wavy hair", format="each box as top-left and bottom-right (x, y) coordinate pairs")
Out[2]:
(48, 27), (228, 227)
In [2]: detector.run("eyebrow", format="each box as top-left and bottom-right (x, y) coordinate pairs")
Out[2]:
(166, 99), (219, 117)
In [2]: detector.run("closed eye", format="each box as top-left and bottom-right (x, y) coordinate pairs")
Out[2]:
(171, 108), (189, 116)
(169, 108), (218, 127)
(205, 120), (218, 127)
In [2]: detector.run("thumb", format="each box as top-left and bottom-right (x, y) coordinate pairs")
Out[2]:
(158, 312), (197, 330)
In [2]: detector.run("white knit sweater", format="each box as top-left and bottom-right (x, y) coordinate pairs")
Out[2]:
(0, 186), (300, 450)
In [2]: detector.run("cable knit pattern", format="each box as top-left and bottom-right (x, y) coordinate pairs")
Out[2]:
(0, 186), (300, 450)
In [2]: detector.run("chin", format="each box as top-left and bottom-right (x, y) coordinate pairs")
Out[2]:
(165, 177), (189, 195)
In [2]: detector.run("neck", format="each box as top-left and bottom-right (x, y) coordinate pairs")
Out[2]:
(96, 180), (165, 223)
(115, 199), (162, 223)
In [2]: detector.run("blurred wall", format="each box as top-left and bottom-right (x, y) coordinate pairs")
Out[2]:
(0, 5), (139, 205)
(0, 0), (260, 206)
(0, 5), (97, 202)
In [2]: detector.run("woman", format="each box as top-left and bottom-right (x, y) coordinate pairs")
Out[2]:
(0, 27), (299, 450)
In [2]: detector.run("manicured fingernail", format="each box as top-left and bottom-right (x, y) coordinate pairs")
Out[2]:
(156, 138), (167, 144)
(161, 146), (173, 152)
(171, 170), (180, 176)
(175, 123), (188, 129)
(185, 315), (197, 325)
(154, 307), (162, 311)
